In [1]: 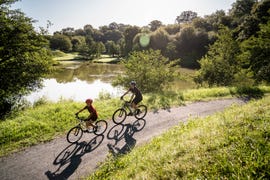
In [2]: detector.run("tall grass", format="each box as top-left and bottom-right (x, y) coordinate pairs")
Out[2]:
(88, 95), (270, 179)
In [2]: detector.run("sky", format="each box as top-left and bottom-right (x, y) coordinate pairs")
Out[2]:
(12, 0), (236, 34)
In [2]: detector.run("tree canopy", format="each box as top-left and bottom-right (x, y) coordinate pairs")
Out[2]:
(0, 0), (53, 116)
(113, 50), (178, 93)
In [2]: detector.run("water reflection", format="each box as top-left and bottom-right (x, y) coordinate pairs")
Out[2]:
(50, 63), (124, 83)
(26, 79), (123, 103)
(26, 62), (125, 103)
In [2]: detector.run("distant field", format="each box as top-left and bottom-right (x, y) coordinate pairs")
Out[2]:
(53, 52), (119, 64)
(93, 56), (120, 63)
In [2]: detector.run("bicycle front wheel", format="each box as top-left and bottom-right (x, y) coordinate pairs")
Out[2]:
(94, 120), (108, 135)
(135, 105), (147, 119)
(112, 108), (127, 124)
(66, 126), (83, 143)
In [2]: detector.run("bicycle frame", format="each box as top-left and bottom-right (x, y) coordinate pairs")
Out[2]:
(75, 116), (89, 130)
(121, 100), (133, 113)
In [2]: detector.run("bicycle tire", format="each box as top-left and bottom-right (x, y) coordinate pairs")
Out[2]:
(94, 120), (108, 135)
(134, 105), (147, 119)
(66, 126), (83, 143)
(112, 108), (127, 124)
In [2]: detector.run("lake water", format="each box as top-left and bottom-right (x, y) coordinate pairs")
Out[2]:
(25, 62), (125, 103)
(26, 61), (196, 103)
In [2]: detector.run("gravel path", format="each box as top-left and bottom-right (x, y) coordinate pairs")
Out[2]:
(0, 98), (245, 180)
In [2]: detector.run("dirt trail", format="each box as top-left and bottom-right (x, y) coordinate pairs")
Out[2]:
(0, 98), (245, 180)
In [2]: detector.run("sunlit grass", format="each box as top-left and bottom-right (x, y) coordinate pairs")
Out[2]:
(0, 99), (120, 157)
(1, 86), (269, 157)
(88, 95), (270, 179)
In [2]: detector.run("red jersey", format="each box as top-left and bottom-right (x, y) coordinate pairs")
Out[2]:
(83, 105), (98, 117)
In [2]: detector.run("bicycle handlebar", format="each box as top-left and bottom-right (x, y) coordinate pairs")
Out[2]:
(75, 114), (86, 121)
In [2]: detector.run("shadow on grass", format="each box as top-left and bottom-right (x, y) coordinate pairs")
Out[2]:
(231, 86), (264, 101)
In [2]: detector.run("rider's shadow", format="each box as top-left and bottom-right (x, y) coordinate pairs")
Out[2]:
(107, 119), (146, 156)
(45, 134), (104, 180)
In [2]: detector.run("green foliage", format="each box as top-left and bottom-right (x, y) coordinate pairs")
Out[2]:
(195, 27), (240, 86)
(88, 96), (270, 179)
(51, 50), (66, 57)
(49, 34), (72, 52)
(77, 37), (105, 60)
(175, 26), (210, 68)
(106, 40), (119, 57)
(0, 1), (53, 117)
(113, 50), (179, 93)
(239, 20), (270, 83)
(230, 86), (264, 99)
(149, 28), (170, 54)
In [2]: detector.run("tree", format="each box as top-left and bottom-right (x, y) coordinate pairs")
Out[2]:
(0, 0), (53, 116)
(50, 34), (72, 52)
(113, 50), (178, 93)
(235, 0), (270, 40)
(229, 0), (256, 26)
(175, 26), (210, 68)
(106, 41), (119, 57)
(71, 36), (85, 52)
(195, 27), (240, 86)
(176, 11), (198, 24)
(239, 20), (270, 83)
(204, 10), (232, 32)
(149, 28), (170, 54)
(149, 20), (163, 31)
(164, 24), (180, 35)
(123, 26), (140, 56)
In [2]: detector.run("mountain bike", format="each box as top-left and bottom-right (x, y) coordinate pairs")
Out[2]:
(112, 99), (147, 124)
(66, 115), (107, 143)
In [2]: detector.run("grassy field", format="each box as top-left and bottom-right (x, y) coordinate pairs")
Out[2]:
(0, 86), (270, 158)
(52, 51), (119, 64)
(88, 95), (270, 179)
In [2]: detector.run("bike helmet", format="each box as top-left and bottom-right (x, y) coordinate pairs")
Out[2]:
(130, 80), (136, 86)
(85, 98), (93, 104)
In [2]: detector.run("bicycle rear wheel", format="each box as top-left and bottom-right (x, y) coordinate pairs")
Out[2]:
(135, 105), (147, 119)
(66, 126), (83, 143)
(112, 108), (127, 124)
(94, 120), (108, 135)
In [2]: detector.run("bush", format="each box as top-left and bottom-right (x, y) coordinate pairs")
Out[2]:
(113, 50), (179, 93)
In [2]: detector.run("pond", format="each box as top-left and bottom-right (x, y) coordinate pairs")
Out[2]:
(25, 61), (196, 103)
(25, 61), (125, 103)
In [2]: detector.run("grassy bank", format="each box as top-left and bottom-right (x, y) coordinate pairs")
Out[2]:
(0, 86), (269, 157)
(88, 95), (270, 179)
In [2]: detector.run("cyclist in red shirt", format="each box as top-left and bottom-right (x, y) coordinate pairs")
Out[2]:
(75, 98), (98, 131)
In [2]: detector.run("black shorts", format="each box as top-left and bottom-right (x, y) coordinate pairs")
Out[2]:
(88, 113), (98, 121)
(132, 96), (142, 105)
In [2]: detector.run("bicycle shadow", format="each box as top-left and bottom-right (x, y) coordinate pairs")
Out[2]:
(107, 118), (146, 156)
(45, 134), (104, 180)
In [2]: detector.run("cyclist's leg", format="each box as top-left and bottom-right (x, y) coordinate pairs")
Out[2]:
(86, 114), (98, 129)
(132, 97), (142, 113)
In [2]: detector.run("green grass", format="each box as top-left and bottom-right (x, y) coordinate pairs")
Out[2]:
(0, 86), (270, 157)
(0, 99), (120, 157)
(52, 52), (81, 61)
(88, 95), (270, 179)
(93, 55), (120, 63)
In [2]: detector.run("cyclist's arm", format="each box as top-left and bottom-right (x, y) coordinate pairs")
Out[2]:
(121, 89), (130, 99)
(75, 107), (86, 115)
(130, 93), (135, 102)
